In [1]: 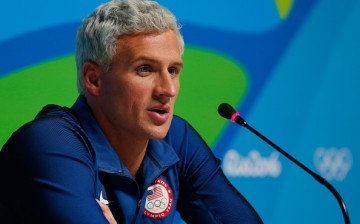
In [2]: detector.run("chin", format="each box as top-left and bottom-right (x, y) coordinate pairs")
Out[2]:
(147, 115), (172, 139)
(151, 136), (166, 140)
(149, 125), (171, 140)
(149, 130), (168, 140)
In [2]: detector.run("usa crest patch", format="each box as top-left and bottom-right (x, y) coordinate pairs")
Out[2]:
(143, 177), (173, 219)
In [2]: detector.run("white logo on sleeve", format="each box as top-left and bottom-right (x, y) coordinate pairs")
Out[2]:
(99, 191), (109, 205)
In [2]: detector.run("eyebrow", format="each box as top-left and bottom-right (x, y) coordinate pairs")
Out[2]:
(130, 56), (184, 68)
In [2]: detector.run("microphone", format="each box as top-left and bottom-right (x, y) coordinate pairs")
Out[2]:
(218, 103), (350, 224)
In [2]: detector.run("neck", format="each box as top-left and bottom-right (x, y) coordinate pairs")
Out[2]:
(115, 137), (148, 177)
(102, 127), (148, 177)
(87, 98), (148, 177)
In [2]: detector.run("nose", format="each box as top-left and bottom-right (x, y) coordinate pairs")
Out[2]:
(154, 71), (178, 100)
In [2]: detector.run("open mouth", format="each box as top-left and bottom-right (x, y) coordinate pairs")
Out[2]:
(150, 109), (167, 114)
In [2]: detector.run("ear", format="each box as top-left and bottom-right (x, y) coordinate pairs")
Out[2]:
(83, 61), (103, 96)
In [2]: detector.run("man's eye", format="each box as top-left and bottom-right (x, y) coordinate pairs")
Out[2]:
(137, 65), (151, 74)
(168, 67), (179, 76)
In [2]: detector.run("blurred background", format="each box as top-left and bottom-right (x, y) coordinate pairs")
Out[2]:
(1, 0), (359, 223)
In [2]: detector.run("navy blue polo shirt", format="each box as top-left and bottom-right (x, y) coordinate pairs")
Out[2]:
(0, 96), (262, 224)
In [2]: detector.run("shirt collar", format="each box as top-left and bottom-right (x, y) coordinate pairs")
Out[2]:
(71, 96), (122, 173)
(71, 96), (179, 175)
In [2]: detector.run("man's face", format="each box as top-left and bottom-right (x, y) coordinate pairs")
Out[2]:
(97, 30), (183, 140)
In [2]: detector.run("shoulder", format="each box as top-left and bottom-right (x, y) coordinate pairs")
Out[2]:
(165, 115), (192, 147)
(168, 115), (188, 133)
(165, 115), (210, 155)
(1, 104), (94, 163)
(167, 115), (207, 141)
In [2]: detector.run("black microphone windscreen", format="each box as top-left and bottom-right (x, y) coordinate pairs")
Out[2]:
(218, 103), (236, 120)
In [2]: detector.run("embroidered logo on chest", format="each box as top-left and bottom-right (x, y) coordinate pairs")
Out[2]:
(143, 177), (173, 219)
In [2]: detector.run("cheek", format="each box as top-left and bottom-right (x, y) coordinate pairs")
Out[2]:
(103, 75), (136, 98)
(119, 81), (153, 106)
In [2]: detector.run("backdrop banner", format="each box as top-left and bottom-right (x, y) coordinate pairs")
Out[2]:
(1, 0), (359, 223)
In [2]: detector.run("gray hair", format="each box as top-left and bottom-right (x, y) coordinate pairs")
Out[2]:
(76, 0), (184, 95)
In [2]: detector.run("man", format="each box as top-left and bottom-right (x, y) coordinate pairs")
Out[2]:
(0, 0), (263, 223)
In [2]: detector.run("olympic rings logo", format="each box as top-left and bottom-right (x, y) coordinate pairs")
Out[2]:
(144, 178), (173, 219)
(313, 147), (352, 181)
(146, 197), (168, 210)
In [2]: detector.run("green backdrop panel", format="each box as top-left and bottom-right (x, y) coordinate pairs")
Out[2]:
(0, 47), (248, 149)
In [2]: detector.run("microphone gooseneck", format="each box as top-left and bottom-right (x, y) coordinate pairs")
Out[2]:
(217, 103), (350, 224)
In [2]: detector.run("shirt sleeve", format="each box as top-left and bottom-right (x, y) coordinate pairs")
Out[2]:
(166, 116), (263, 224)
(0, 116), (109, 223)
